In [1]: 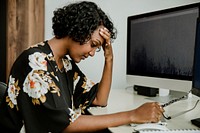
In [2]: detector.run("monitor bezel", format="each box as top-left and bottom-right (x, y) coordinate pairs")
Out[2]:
(192, 18), (200, 97)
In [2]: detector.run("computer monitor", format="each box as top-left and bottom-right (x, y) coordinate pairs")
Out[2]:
(191, 18), (200, 128)
(127, 3), (200, 93)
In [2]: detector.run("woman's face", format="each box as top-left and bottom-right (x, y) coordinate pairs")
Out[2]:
(68, 27), (104, 63)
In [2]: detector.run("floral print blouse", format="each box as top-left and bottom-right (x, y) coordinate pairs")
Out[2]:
(0, 41), (98, 133)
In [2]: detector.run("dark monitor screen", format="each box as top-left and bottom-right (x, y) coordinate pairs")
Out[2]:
(127, 3), (199, 82)
(192, 18), (200, 97)
(191, 18), (200, 129)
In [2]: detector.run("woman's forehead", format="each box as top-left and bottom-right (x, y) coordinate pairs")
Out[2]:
(91, 26), (104, 44)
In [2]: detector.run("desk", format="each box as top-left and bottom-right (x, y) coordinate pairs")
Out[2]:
(88, 88), (200, 133)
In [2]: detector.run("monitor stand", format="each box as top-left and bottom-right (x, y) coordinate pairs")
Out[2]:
(191, 118), (200, 128)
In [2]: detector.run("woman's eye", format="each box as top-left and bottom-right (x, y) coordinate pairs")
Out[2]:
(91, 43), (96, 48)
(91, 42), (101, 52)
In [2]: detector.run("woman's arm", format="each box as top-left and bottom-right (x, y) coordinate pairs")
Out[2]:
(63, 102), (164, 133)
(92, 27), (113, 106)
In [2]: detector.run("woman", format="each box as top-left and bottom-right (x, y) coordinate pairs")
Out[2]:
(0, 1), (164, 132)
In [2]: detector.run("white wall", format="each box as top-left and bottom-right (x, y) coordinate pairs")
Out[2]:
(45, 0), (200, 90)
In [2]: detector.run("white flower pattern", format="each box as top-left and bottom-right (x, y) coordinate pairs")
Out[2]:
(23, 70), (50, 99)
(68, 108), (81, 123)
(23, 52), (60, 105)
(28, 52), (47, 71)
(63, 57), (72, 72)
(81, 77), (95, 93)
(6, 76), (20, 108)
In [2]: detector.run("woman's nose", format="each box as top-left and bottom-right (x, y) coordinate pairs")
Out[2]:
(89, 48), (96, 57)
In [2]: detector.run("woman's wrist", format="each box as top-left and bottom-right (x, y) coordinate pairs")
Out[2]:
(105, 54), (113, 62)
(128, 110), (137, 124)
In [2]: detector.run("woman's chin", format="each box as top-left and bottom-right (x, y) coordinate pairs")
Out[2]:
(74, 58), (82, 63)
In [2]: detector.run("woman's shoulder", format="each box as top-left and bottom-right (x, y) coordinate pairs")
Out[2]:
(19, 41), (50, 58)
(12, 41), (49, 68)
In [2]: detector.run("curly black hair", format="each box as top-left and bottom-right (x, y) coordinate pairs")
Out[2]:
(52, 1), (117, 44)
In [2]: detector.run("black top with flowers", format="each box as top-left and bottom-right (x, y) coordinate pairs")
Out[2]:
(0, 41), (98, 133)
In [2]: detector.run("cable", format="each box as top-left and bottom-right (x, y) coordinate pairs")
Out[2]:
(163, 99), (200, 120)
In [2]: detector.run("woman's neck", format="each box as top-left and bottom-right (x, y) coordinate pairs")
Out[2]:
(48, 37), (68, 70)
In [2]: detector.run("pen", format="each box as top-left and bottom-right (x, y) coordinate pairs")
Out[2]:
(161, 94), (188, 108)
